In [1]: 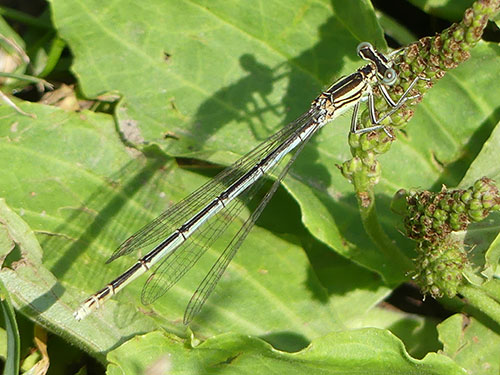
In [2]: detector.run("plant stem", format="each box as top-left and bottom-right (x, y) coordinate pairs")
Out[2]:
(0, 72), (53, 89)
(356, 191), (413, 281)
(0, 6), (51, 29)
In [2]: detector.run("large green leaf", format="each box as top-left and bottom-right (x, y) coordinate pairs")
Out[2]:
(105, 329), (463, 375)
(0, 103), (395, 355)
(409, 0), (475, 20)
(438, 314), (500, 375)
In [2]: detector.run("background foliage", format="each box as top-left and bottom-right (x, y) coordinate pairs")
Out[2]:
(0, 0), (499, 373)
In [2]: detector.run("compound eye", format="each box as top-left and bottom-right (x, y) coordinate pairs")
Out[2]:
(356, 42), (373, 57)
(382, 68), (397, 85)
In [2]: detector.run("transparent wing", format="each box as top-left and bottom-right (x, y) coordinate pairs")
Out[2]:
(140, 161), (270, 305)
(183, 122), (318, 324)
(107, 110), (316, 263)
(140, 112), (319, 307)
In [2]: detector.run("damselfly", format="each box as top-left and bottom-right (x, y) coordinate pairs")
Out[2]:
(74, 42), (423, 324)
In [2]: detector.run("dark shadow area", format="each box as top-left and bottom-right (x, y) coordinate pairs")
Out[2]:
(189, 54), (285, 145)
(387, 314), (441, 360)
(2, 241), (21, 267)
(304, 231), (384, 297)
(386, 283), (453, 320)
(372, 0), (453, 40)
(22, 282), (65, 317)
(47, 314), (106, 374)
(0, 0), (47, 33)
(259, 331), (310, 353)
(256, 180), (308, 243)
(431, 106), (500, 190)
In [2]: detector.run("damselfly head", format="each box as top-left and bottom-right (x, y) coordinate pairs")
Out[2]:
(356, 42), (377, 61)
(356, 42), (397, 86)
